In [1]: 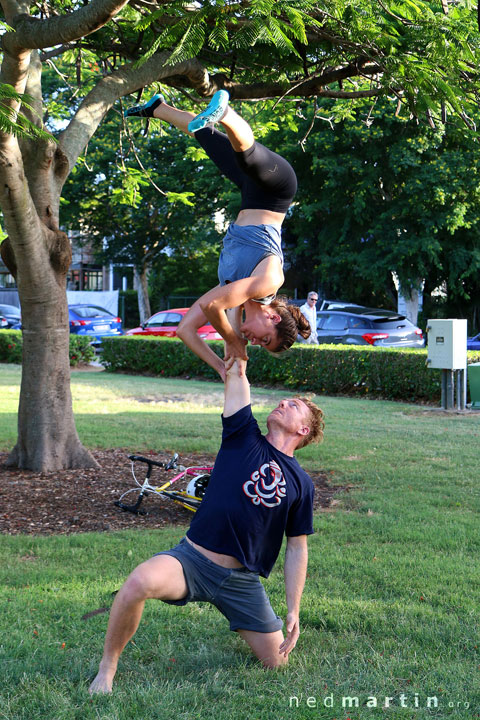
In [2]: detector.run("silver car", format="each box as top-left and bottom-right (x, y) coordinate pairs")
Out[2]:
(316, 306), (425, 347)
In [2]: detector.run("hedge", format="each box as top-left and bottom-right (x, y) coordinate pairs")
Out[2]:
(0, 330), (95, 367)
(100, 335), (480, 403)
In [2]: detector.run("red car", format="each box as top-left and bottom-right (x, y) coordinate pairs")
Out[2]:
(125, 308), (222, 340)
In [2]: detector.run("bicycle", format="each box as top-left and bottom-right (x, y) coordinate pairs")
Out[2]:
(114, 453), (212, 515)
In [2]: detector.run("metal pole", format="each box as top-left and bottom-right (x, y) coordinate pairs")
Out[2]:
(446, 370), (454, 410)
(460, 367), (467, 410)
(441, 370), (446, 410)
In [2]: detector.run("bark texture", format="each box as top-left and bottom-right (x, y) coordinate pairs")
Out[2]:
(398, 282), (423, 326)
(1, 223), (99, 471)
(133, 265), (152, 325)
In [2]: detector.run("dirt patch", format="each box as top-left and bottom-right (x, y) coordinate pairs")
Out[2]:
(0, 449), (347, 536)
(130, 392), (282, 408)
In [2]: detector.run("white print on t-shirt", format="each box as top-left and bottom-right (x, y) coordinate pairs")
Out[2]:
(242, 460), (287, 508)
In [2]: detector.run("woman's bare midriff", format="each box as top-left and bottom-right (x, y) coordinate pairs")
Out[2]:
(186, 536), (244, 569)
(235, 208), (285, 227)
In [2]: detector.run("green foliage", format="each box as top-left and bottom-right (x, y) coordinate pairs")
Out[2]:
(108, 0), (480, 125)
(99, 335), (480, 402)
(101, 335), (223, 382)
(68, 335), (96, 366)
(0, 84), (54, 141)
(0, 330), (95, 366)
(269, 96), (480, 320)
(61, 106), (222, 279)
(0, 330), (22, 363)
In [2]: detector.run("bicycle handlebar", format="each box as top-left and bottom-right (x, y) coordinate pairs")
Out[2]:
(128, 453), (179, 471)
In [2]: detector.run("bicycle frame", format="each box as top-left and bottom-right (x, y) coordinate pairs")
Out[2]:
(115, 453), (213, 515)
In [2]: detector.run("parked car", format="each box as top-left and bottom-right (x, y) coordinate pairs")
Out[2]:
(467, 333), (480, 351)
(0, 303), (21, 328)
(69, 304), (123, 346)
(0, 314), (8, 329)
(319, 299), (364, 311)
(316, 306), (425, 347)
(126, 308), (221, 340)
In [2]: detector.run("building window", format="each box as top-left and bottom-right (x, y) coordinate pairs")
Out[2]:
(84, 270), (103, 291)
(67, 267), (103, 291)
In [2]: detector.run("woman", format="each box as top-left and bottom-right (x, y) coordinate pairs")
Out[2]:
(125, 91), (311, 379)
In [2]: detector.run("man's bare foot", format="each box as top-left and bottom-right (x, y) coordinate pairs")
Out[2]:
(89, 670), (114, 695)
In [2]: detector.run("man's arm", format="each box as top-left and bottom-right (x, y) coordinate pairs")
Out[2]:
(279, 534), (308, 659)
(223, 358), (251, 418)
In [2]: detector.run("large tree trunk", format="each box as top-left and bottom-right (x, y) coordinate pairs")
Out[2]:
(4, 233), (97, 470)
(1, 225), (98, 471)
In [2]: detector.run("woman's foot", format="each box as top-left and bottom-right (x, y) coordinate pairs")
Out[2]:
(188, 90), (229, 132)
(124, 93), (164, 118)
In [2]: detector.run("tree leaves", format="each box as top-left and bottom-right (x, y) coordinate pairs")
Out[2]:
(0, 85), (54, 141)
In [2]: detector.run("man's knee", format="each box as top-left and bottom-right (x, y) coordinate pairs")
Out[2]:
(122, 555), (187, 603)
(237, 628), (288, 669)
(121, 566), (154, 601)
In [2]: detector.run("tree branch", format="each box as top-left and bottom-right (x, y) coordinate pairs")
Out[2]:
(0, 136), (45, 254)
(315, 88), (382, 99)
(57, 51), (210, 174)
(40, 43), (74, 62)
(2, 0), (129, 53)
(0, 0), (30, 26)
(192, 61), (382, 100)
(21, 49), (43, 127)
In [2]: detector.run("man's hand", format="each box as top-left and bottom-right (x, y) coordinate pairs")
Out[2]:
(278, 612), (300, 658)
(225, 358), (247, 377)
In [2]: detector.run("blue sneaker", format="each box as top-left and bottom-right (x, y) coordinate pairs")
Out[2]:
(188, 90), (229, 133)
(124, 94), (164, 118)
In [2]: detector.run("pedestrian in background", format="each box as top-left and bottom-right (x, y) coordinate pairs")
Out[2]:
(298, 292), (318, 344)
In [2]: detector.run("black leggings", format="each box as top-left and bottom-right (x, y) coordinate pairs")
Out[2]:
(195, 128), (297, 214)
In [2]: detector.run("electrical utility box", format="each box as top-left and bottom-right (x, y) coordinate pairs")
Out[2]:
(427, 319), (467, 370)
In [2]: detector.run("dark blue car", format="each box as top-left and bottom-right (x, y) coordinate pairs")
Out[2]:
(0, 303), (21, 328)
(69, 304), (122, 346)
(467, 333), (480, 351)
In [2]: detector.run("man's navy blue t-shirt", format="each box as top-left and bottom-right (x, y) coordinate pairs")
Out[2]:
(187, 404), (314, 578)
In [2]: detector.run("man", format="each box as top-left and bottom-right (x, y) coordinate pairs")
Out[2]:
(89, 361), (324, 694)
(298, 292), (319, 344)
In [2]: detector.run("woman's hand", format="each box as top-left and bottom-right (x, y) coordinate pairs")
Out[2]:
(224, 336), (248, 364)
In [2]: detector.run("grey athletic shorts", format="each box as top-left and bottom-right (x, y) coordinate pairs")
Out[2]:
(155, 537), (283, 633)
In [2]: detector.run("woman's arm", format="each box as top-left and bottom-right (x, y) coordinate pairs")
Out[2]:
(199, 267), (281, 343)
(176, 300), (228, 381)
(177, 268), (281, 375)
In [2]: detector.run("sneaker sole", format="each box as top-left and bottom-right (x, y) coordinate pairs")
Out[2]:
(188, 90), (229, 132)
(124, 93), (164, 118)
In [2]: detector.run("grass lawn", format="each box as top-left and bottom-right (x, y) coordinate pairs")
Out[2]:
(1, 364), (479, 719)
